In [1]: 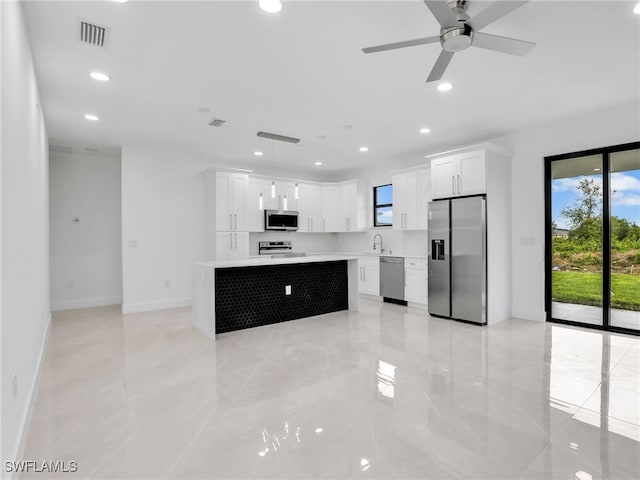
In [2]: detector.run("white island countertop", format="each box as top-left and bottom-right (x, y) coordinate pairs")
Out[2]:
(195, 254), (359, 269)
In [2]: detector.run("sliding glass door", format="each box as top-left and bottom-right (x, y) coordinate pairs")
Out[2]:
(545, 142), (640, 335)
(610, 149), (640, 330)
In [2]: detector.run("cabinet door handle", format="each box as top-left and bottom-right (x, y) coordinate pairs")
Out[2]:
(452, 176), (455, 195)
(457, 175), (461, 194)
(229, 213), (233, 230)
(234, 213), (237, 230)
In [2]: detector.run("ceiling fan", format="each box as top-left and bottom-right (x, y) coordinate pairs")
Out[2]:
(362, 0), (536, 83)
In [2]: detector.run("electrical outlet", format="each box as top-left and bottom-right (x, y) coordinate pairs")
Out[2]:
(164, 280), (171, 287)
(12, 373), (18, 398)
(285, 285), (291, 295)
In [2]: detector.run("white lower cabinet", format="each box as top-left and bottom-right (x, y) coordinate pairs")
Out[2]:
(357, 256), (380, 296)
(405, 257), (427, 305)
(216, 232), (249, 261)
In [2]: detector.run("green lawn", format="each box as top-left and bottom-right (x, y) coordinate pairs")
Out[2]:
(552, 271), (640, 311)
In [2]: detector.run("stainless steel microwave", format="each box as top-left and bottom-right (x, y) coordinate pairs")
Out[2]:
(264, 210), (298, 231)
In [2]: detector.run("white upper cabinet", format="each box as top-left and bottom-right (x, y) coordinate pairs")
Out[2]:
(216, 172), (248, 231)
(297, 183), (323, 232)
(321, 181), (358, 232)
(417, 169), (431, 230)
(245, 176), (264, 232)
(340, 181), (358, 232)
(392, 170), (430, 230)
(321, 184), (341, 232)
(431, 150), (486, 199)
(457, 151), (486, 196)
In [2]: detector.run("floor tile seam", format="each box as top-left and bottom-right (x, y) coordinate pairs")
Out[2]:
(611, 343), (637, 370)
(416, 417), (516, 478)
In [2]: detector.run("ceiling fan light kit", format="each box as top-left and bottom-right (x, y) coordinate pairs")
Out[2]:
(362, 0), (536, 83)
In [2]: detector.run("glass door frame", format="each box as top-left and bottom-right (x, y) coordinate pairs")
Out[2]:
(544, 140), (640, 336)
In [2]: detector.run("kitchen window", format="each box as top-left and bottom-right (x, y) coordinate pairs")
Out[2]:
(373, 184), (393, 227)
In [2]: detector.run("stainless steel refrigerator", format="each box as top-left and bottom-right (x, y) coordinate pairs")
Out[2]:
(427, 196), (487, 325)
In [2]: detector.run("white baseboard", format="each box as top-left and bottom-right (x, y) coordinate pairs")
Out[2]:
(359, 293), (382, 301)
(50, 296), (122, 311)
(122, 297), (192, 314)
(407, 302), (428, 311)
(9, 312), (51, 479)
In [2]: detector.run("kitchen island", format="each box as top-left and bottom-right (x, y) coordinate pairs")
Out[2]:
(192, 255), (359, 338)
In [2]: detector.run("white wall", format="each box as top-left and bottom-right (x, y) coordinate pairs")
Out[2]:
(495, 101), (640, 322)
(49, 151), (122, 310)
(1, 0), (50, 472)
(121, 146), (209, 313)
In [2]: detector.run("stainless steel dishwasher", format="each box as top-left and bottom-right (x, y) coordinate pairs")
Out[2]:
(380, 256), (406, 304)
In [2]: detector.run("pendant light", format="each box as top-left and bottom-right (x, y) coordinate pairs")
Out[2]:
(270, 139), (276, 199)
(282, 141), (288, 210)
(294, 144), (300, 200)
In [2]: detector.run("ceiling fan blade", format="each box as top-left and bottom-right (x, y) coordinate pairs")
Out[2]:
(426, 50), (454, 83)
(423, 1), (457, 27)
(362, 36), (440, 54)
(470, 1), (529, 31)
(473, 32), (535, 56)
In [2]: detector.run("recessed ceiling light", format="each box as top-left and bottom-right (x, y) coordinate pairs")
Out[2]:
(359, 147), (369, 152)
(84, 114), (100, 121)
(343, 125), (353, 130)
(254, 151), (263, 156)
(437, 82), (453, 92)
(420, 128), (432, 134)
(259, 0), (282, 13)
(314, 161), (322, 166)
(89, 72), (110, 82)
(113, 0), (129, 3)
(634, 3), (640, 14)
(197, 107), (210, 113)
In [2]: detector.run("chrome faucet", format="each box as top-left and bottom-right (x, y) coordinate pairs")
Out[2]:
(373, 234), (384, 253)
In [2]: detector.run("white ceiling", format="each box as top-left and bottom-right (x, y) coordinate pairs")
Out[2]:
(23, 1), (640, 177)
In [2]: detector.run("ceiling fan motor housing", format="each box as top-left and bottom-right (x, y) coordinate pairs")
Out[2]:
(441, 23), (474, 52)
(447, 0), (470, 21)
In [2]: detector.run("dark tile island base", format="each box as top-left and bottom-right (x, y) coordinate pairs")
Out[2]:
(192, 255), (360, 338)
(215, 260), (348, 334)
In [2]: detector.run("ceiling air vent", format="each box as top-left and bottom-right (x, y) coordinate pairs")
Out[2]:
(208, 118), (226, 127)
(79, 19), (109, 48)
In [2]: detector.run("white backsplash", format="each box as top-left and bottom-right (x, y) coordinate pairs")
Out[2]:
(250, 229), (427, 257)
(334, 229), (428, 257)
(249, 231), (338, 256)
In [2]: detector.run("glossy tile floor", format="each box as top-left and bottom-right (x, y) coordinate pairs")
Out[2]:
(22, 300), (640, 479)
